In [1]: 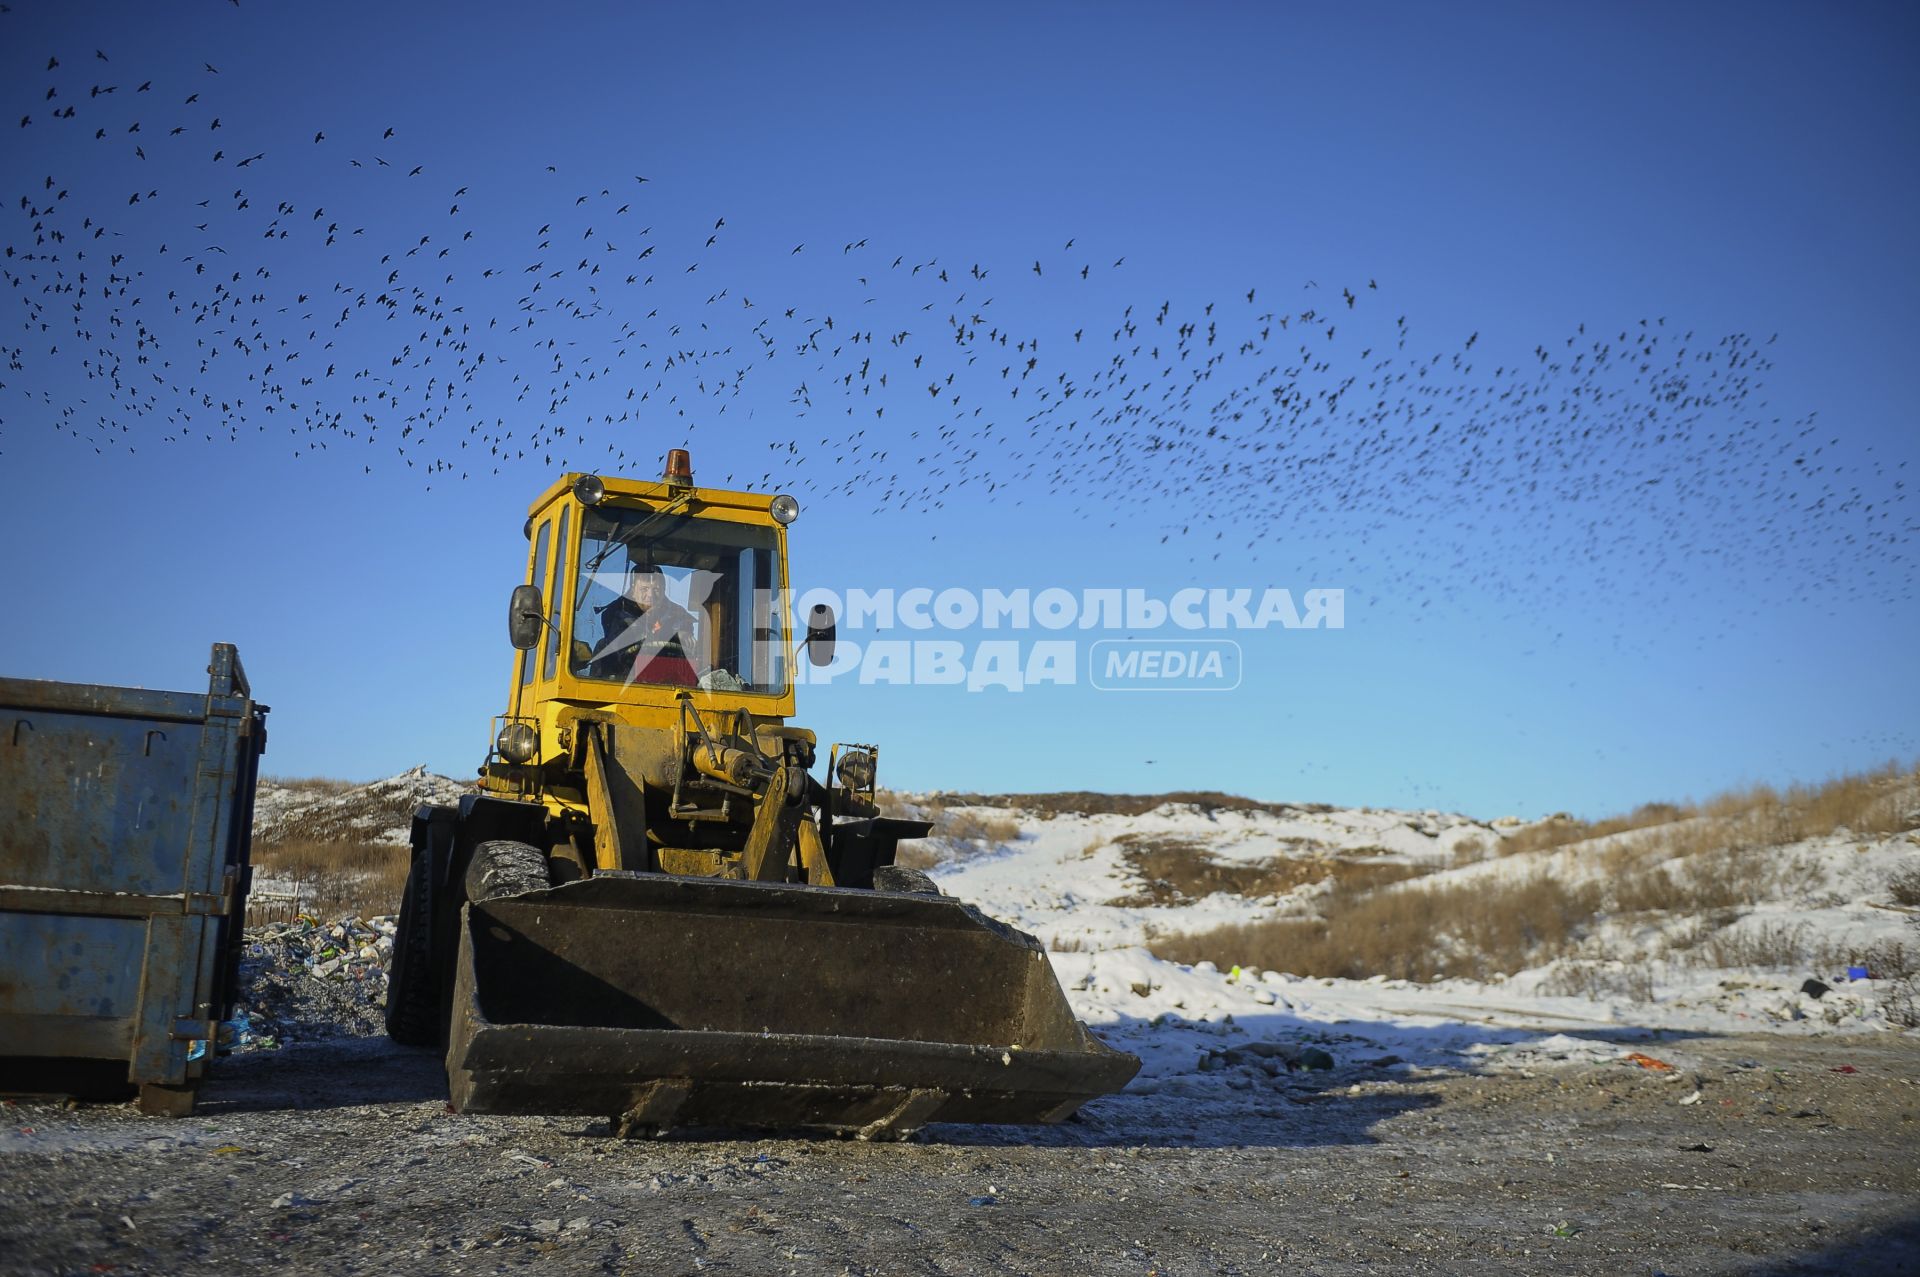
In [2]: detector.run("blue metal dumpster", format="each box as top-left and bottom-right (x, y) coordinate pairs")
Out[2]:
(0, 644), (267, 1114)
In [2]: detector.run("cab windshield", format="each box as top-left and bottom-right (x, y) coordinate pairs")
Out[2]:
(570, 505), (788, 694)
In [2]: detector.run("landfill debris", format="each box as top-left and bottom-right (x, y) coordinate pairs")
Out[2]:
(1207, 1042), (1290, 1074)
(1800, 978), (1831, 1000)
(1678, 1090), (1703, 1106)
(232, 914), (398, 1047)
(967, 1195), (998, 1207)
(1830, 1065), (1860, 1075)
(1623, 1052), (1675, 1071)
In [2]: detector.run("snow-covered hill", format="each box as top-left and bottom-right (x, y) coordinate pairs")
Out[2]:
(903, 783), (1920, 1100)
(253, 766), (470, 846)
(246, 769), (1920, 1109)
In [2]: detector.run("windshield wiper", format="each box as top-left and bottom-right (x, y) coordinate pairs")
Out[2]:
(575, 491), (695, 613)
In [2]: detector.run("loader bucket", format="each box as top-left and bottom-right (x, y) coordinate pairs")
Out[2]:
(444, 873), (1139, 1137)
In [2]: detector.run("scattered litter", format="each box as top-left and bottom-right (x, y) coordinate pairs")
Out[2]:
(967, 1195), (998, 1207)
(1830, 1065), (1859, 1075)
(1678, 1090), (1702, 1106)
(234, 915), (398, 1047)
(1624, 1052), (1675, 1071)
(505, 1151), (555, 1169)
(1800, 978), (1831, 1000)
(1198, 1039), (1340, 1076)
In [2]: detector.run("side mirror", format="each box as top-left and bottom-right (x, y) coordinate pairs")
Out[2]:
(508, 584), (545, 650)
(805, 604), (836, 668)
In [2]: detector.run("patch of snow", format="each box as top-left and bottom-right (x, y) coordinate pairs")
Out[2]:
(923, 793), (1920, 1095)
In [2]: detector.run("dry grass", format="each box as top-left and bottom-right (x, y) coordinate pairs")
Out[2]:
(1690, 924), (1915, 981)
(1495, 764), (1919, 859)
(247, 838), (409, 922)
(888, 799), (1024, 871)
(938, 808), (1022, 844)
(1448, 834), (1491, 868)
(1602, 848), (1828, 917)
(1107, 834), (1424, 907)
(260, 775), (362, 795)
(905, 790), (1330, 820)
(1151, 872), (1602, 982)
(1537, 960), (1657, 1002)
(1493, 802), (1688, 857)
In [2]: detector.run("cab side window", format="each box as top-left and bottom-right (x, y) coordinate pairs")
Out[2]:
(543, 508), (569, 680)
(522, 519), (551, 687)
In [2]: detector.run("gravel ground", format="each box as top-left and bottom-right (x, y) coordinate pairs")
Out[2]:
(2, 1030), (1915, 1275)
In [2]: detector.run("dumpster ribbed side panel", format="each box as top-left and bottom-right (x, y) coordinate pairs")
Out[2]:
(0, 645), (265, 1114)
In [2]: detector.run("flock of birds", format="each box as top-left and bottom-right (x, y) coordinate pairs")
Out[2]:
(2, 29), (1914, 655)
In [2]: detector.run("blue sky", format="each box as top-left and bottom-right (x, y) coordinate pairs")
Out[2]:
(2, 2), (1915, 818)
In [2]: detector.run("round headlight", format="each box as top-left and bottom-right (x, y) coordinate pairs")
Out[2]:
(769, 493), (800, 526)
(496, 722), (538, 764)
(572, 474), (606, 506)
(835, 749), (875, 790)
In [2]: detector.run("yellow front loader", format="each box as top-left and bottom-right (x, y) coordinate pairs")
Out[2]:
(385, 451), (1137, 1138)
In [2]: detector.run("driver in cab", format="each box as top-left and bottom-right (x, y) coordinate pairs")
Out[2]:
(589, 564), (703, 686)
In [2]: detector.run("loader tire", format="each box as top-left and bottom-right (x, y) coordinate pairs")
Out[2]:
(872, 865), (942, 895)
(384, 845), (442, 1047)
(466, 840), (552, 902)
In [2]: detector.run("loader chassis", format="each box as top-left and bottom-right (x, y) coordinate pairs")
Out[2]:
(385, 459), (1138, 1136)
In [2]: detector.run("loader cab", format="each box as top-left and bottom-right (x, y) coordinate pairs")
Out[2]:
(511, 465), (802, 726)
